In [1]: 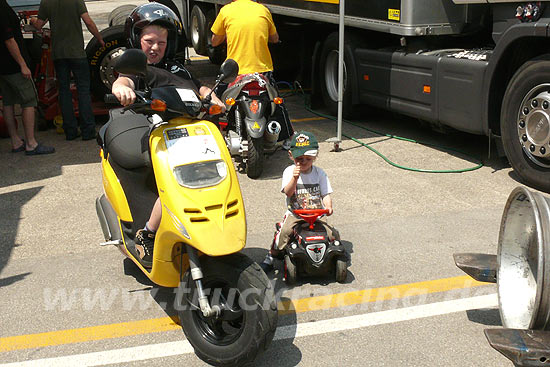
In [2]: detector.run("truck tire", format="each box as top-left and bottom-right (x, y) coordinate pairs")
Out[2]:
(319, 32), (356, 118)
(86, 25), (127, 100)
(190, 5), (208, 55)
(107, 4), (136, 27)
(501, 57), (550, 193)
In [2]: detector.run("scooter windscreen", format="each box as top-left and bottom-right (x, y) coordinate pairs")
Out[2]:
(151, 86), (202, 118)
(173, 160), (227, 188)
(164, 126), (228, 188)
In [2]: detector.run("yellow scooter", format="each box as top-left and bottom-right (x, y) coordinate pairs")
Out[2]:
(95, 49), (277, 366)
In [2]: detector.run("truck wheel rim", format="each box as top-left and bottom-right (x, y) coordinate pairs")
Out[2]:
(98, 47), (126, 91)
(517, 83), (550, 168)
(498, 186), (550, 330)
(324, 50), (347, 102)
(191, 15), (200, 46)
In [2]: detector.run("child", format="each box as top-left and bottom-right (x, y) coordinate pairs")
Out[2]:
(260, 131), (339, 272)
(112, 3), (224, 268)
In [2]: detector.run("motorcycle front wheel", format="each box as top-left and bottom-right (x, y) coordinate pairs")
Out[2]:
(178, 253), (278, 366)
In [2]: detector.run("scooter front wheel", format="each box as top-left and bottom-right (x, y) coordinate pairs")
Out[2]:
(178, 253), (278, 366)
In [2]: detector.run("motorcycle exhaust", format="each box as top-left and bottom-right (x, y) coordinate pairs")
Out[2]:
(497, 186), (550, 330)
(263, 121), (281, 149)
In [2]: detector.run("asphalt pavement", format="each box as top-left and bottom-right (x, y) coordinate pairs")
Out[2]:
(0, 0), (537, 366)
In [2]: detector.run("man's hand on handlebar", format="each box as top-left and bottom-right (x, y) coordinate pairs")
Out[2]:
(112, 84), (136, 106)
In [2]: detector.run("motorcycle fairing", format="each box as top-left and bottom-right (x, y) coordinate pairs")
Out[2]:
(222, 73), (277, 100)
(100, 150), (133, 222)
(108, 155), (158, 236)
(241, 98), (269, 139)
(221, 73), (278, 114)
(149, 118), (246, 262)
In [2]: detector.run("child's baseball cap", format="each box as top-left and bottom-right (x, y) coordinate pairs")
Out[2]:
(289, 131), (319, 157)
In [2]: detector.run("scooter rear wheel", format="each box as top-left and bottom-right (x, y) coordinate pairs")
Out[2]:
(246, 137), (264, 179)
(178, 253), (278, 366)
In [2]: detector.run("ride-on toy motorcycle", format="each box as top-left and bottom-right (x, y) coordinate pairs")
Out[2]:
(95, 49), (277, 366)
(276, 208), (348, 285)
(220, 73), (283, 179)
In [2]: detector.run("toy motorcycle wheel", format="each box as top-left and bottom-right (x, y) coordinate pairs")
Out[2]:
(178, 253), (278, 366)
(284, 254), (297, 285)
(335, 258), (348, 283)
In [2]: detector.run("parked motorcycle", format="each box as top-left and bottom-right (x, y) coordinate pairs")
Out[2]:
(275, 209), (348, 285)
(220, 72), (284, 179)
(95, 49), (278, 366)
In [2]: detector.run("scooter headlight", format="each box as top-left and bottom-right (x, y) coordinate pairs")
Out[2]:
(173, 160), (227, 188)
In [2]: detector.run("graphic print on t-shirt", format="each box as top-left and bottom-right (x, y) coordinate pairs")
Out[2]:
(289, 183), (323, 210)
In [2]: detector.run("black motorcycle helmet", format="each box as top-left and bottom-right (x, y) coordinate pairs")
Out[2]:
(125, 3), (183, 60)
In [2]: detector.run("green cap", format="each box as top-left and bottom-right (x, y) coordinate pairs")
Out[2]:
(289, 131), (319, 157)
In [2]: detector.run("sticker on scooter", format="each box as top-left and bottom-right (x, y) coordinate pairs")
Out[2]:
(306, 243), (326, 262)
(165, 131), (221, 167)
(176, 88), (200, 103)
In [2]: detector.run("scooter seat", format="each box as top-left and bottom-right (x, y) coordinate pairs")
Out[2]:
(101, 108), (151, 170)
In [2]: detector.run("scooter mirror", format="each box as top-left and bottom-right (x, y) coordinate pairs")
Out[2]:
(114, 49), (148, 77)
(218, 59), (239, 83)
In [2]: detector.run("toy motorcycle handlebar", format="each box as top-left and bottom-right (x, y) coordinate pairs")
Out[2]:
(293, 209), (330, 228)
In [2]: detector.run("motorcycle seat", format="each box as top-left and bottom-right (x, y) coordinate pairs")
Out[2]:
(100, 108), (151, 170)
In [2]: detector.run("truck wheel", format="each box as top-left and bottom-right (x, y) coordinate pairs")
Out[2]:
(246, 137), (264, 179)
(190, 5), (208, 55)
(501, 58), (550, 192)
(86, 25), (127, 100)
(107, 4), (136, 27)
(319, 32), (356, 118)
(178, 254), (278, 367)
(206, 9), (227, 65)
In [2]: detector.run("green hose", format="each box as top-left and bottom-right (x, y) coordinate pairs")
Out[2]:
(283, 82), (484, 173)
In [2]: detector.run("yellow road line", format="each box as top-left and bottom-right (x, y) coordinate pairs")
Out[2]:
(0, 275), (488, 352)
(279, 275), (486, 315)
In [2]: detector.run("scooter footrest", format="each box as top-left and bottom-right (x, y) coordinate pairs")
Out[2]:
(453, 253), (497, 283)
(485, 328), (550, 366)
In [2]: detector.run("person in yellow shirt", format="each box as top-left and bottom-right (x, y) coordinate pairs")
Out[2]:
(211, 0), (294, 143)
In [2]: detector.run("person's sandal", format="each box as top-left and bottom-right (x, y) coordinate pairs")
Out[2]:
(11, 140), (25, 153)
(25, 143), (55, 155)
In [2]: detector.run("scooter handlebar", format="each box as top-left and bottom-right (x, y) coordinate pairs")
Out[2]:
(104, 94), (120, 105)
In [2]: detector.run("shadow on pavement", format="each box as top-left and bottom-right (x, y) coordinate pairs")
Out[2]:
(466, 308), (502, 327)
(0, 129), (101, 189)
(0, 186), (42, 284)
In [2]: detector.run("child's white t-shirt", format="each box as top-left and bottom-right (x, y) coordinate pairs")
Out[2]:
(281, 165), (333, 213)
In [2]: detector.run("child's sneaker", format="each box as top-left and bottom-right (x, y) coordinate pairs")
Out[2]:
(259, 253), (274, 273)
(134, 229), (155, 268)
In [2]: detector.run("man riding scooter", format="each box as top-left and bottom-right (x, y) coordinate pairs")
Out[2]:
(111, 3), (225, 268)
(210, 0), (294, 145)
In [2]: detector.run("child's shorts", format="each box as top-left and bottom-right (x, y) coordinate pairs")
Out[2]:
(0, 73), (38, 107)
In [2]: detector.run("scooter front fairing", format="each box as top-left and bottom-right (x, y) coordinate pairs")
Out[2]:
(147, 118), (247, 283)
